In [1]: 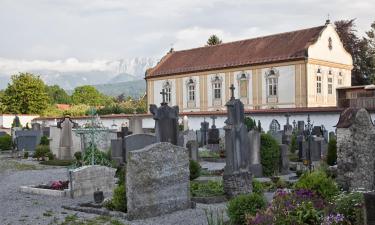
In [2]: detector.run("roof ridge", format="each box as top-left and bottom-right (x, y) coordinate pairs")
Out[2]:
(173, 25), (326, 53)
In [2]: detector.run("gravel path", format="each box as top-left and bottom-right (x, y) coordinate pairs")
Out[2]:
(0, 156), (228, 225)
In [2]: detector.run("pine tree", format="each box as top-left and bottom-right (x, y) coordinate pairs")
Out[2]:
(206, 35), (222, 46)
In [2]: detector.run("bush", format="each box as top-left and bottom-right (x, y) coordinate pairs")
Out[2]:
(294, 169), (338, 200)
(111, 184), (127, 212)
(0, 134), (12, 150)
(334, 192), (364, 225)
(74, 151), (82, 161)
(227, 193), (267, 225)
(289, 134), (297, 154)
(190, 181), (224, 197)
(252, 179), (264, 195)
(40, 136), (50, 145)
(23, 151), (29, 159)
(190, 160), (201, 180)
(260, 134), (280, 176)
(82, 147), (112, 166)
(33, 145), (51, 159)
(326, 138), (337, 166)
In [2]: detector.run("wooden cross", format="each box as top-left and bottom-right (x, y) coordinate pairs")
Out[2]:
(230, 84), (235, 100)
(160, 89), (167, 104)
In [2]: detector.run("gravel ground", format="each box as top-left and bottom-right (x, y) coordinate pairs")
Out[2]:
(0, 155), (228, 225)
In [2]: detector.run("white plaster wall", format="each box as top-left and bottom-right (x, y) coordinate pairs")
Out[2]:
(182, 76), (201, 112)
(153, 79), (176, 106)
(232, 70), (253, 106)
(207, 73), (226, 110)
(308, 24), (353, 66)
(0, 115), (39, 128)
(261, 65), (295, 108)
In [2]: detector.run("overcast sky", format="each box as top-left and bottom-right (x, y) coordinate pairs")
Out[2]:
(0, 0), (374, 73)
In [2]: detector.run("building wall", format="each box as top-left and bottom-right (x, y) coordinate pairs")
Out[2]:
(0, 114), (39, 129)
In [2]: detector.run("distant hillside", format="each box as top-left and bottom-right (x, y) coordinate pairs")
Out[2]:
(93, 79), (146, 98)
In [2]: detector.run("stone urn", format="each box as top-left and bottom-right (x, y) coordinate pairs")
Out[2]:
(94, 190), (104, 204)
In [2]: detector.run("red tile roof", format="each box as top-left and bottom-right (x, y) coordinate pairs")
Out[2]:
(146, 26), (326, 78)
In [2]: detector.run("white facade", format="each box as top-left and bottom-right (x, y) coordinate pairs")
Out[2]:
(0, 114), (39, 129)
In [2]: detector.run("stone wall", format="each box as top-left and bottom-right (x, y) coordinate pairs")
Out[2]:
(126, 142), (190, 220)
(69, 165), (116, 198)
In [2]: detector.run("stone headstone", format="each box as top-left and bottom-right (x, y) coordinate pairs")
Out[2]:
(279, 144), (289, 175)
(248, 130), (262, 177)
(110, 139), (123, 166)
(31, 123), (41, 131)
(177, 130), (197, 148)
(129, 117), (143, 134)
(336, 108), (375, 191)
(149, 94), (179, 145)
(126, 142), (190, 220)
(57, 117), (78, 160)
(297, 121), (305, 134)
(364, 192), (375, 225)
(269, 119), (281, 134)
(200, 119), (209, 147)
(15, 130), (41, 151)
(311, 126), (323, 137)
(186, 140), (199, 161)
(125, 133), (156, 153)
(310, 136), (323, 161)
(223, 85), (252, 198)
(42, 127), (50, 137)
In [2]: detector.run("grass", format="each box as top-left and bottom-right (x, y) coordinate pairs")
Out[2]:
(43, 210), (54, 217)
(60, 214), (126, 225)
(199, 150), (220, 159)
(190, 180), (225, 197)
(0, 160), (38, 171)
(40, 160), (74, 166)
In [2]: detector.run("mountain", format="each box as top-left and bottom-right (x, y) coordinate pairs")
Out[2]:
(108, 73), (138, 83)
(93, 80), (146, 98)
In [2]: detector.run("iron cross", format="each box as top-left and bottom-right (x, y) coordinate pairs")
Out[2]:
(230, 84), (235, 100)
(160, 89), (167, 104)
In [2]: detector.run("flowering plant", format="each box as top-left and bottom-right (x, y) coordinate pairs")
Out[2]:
(50, 180), (69, 190)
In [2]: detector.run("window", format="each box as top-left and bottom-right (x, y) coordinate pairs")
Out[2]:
(317, 76), (322, 94)
(338, 79), (343, 85)
(328, 37), (333, 50)
(266, 69), (278, 97)
(238, 73), (248, 98)
(328, 77), (333, 94)
(188, 83), (195, 101)
(214, 82), (221, 99)
(162, 81), (172, 103)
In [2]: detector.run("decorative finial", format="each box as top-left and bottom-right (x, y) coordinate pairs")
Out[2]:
(325, 14), (331, 25)
(229, 84), (235, 100)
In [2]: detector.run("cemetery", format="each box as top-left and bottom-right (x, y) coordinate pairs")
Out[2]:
(0, 84), (373, 225)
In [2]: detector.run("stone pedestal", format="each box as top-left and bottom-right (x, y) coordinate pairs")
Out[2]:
(279, 144), (289, 175)
(223, 170), (252, 198)
(59, 146), (72, 160)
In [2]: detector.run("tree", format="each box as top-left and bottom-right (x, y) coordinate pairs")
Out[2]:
(1, 73), (49, 114)
(206, 34), (222, 46)
(71, 85), (105, 106)
(335, 19), (374, 85)
(45, 85), (71, 104)
(364, 21), (375, 83)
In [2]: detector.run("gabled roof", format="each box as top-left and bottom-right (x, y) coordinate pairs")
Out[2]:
(146, 25), (326, 78)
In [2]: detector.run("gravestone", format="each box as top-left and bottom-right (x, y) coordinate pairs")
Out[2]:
(126, 142), (190, 220)
(183, 115), (189, 131)
(200, 119), (209, 147)
(57, 117), (77, 160)
(186, 140), (199, 161)
(248, 130), (262, 177)
(336, 108), (375, 191)
(15, 130), (41, 152)
(177, 130), (197, 148)
(279, 144), (289, 175)
(129, 117), (143, 134)
(310, 136), (323, 161)
(31, 123), (41, 131)
(282, 113), (293, 145)
(223, 85), (252, 198)
(207, 116), (220, 151)
(268, 119), (282, 144)
(110, 139), (123, 166)
(149, 90), (179, 145)
(364, 192), (375, 225)
(297, 121), (305, 134)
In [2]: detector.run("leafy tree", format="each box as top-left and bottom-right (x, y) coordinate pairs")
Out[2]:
(45, 85), (71, 104)
(364, 21), (375, 83)
(326, 137), (337, 166)
(71, 85), (105, 106)
(206, 34), (222, 46)
(260, 133), (280, 176)
(244, 117), (257, 131)
(1, 73), (49, 114)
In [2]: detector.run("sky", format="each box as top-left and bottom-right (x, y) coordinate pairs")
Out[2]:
(0, 0), (374, 74)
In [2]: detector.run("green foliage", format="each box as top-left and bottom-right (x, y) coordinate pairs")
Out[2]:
(206, 34), (222, 46)
(294, 169), (339, 200)
(40, 136), (50, 145)
(40, 160), (74, 166)
(0, 134), (12, 150)
(334, 192), (364, 225)
(190, 181), (224, 197)
(33, 145), (51, 159)
(71, 85), (106, 106)
(205, 209), (225, 225)
(96, 97), (147, 115)
(199, 150), (220, 159)
(1, 73), (49, 114)
(289, 134), (297, 154)
(189, 160), (201, 180)
(23, 151), (29, 159)
(293, 201), (322, 224)
(244, 117), (257, 131)
(45, 85), (71, 104)
(326, 138), (337, 166)
(111, 184), (127, 212)
(252, 179), (264, 195)
(74, 152), (82, 161)
(12, 116), (22, 128)
(257, 120), (262, 132)
(82, 147), (112, 166)
(227, 193), (267, 225)
(260, 133), (280, 176)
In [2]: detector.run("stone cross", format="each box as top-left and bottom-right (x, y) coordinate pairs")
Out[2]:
(293, 120), (297, 129)
(210, 115), (217, 128)
(230, 84), (235, 100)
(285, 113), (291, 125)
(160, 89), (167, 105)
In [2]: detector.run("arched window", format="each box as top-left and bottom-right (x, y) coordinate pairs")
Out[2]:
(266, 69), (279, 98)
(185, 78), (196, 108)
(162, 81), (172, 103)
(211, 75), (223, 106)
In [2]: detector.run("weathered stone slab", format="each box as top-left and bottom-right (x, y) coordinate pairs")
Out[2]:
(279, 144), (289, 175)
(186, 140), (199, 161)
(69, 165), (116, 198)
(248, 130), (262, 177)
(15, 130), (42, 151)
(126, 142), (190, 220)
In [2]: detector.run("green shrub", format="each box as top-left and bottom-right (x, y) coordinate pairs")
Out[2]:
(0, 134), (12, 150)
(33, 145), (51, 159)
(40, 136), (50, 145)
(252, 179), (264, 195)
(111, 184), (127, 212)
(74, 151), (82, 161)
(82, 147), (112, 166)
(189, 160), (201, 180)
(244, 117), (257, 131)
(334, 192), (364, 225)
(190, 181), (224, 197)
(227, 193), (267, 225)
(260, 134), (280, 176)
(23, 151), (29, 159)
(289, 134), (297, 154)
(326, 138), (337, 166)
(46, 152), (54, 160)
(294, 169), (338, 200)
